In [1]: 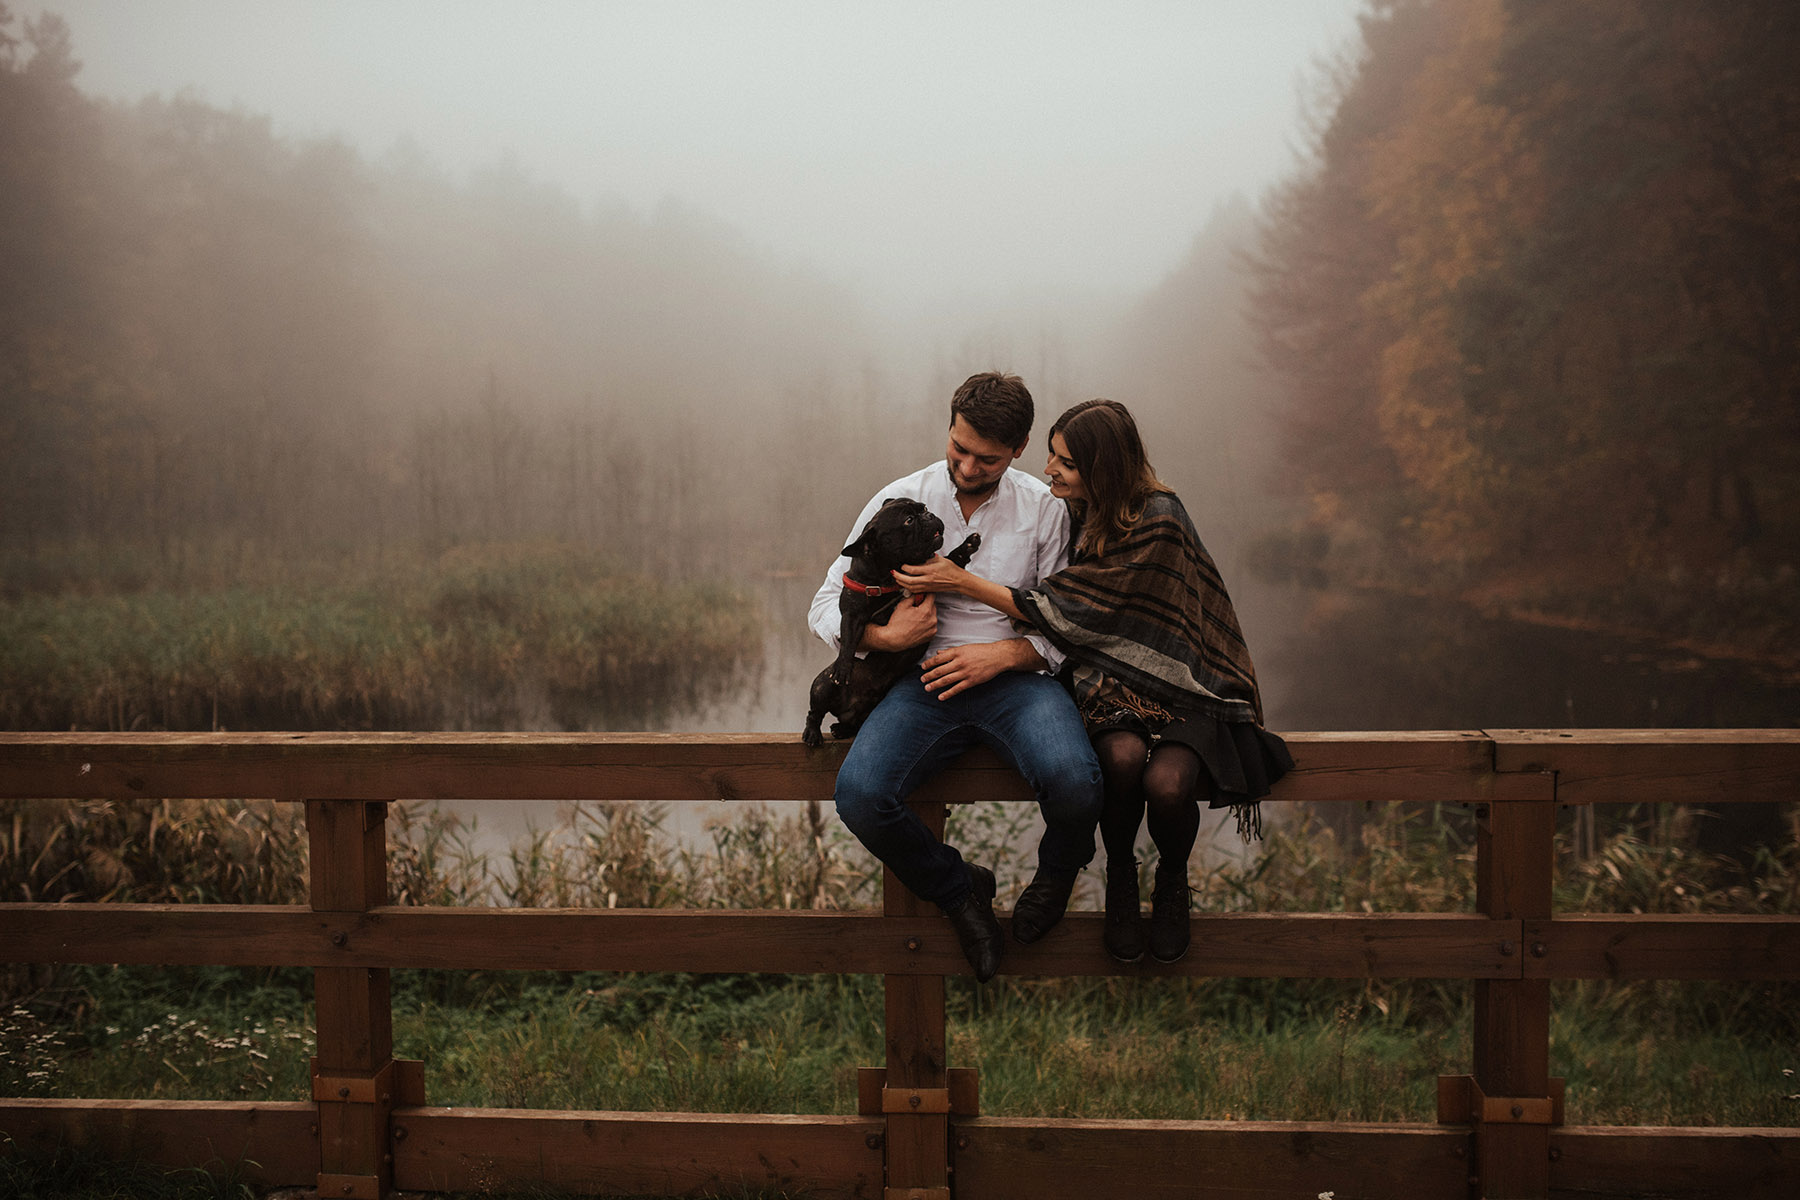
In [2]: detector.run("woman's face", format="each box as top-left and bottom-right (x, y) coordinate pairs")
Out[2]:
(1045, 431), (1088, 502)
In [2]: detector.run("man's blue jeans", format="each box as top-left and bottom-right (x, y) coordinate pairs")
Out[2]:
(834, 671), (1103, 911)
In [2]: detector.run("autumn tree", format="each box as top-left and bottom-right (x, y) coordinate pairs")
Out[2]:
(1252, 0), (1800, 617)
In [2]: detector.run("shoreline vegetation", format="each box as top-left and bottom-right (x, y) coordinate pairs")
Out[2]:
(0, 542), (763, 733)
(3, 545), (1796, 1198)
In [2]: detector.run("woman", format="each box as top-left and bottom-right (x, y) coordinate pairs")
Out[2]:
(897, 399), (1292, 963)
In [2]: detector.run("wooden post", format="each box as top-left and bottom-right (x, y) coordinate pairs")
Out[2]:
(1470, 776), (1557, 1199)
(309, 800), (397, 1200)
(882, 800), (951, 1200)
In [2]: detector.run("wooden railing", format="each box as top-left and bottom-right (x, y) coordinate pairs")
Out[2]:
(1, 730), (1796, 1200)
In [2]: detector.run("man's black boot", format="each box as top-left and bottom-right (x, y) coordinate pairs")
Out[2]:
(1103, 859), (1147, 963)
(944, 863), (1003, 982)
(1011, 867), (1079, 944)
(1148, 861), (1192, 964)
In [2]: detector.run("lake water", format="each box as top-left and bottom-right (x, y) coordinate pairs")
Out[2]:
(438, 575), (1800, 874)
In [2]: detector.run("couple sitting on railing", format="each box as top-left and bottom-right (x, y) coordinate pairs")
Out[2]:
(808, 371), (1292, 981)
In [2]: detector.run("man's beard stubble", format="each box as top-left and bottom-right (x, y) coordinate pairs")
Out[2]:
(947, 463), (1001, 499)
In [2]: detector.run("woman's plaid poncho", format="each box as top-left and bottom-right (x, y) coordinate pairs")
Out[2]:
(1011, 490), (1267, 727)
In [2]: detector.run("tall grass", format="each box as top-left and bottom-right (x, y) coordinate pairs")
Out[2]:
(3, 794), (1794, 1132)
(0, 542), (761, 731)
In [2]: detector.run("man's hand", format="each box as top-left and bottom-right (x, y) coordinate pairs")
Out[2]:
(860, 593), (937, 651)
(920, 639), (1046, 699)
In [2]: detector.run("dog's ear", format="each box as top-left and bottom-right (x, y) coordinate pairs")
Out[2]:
(844, 498), (903, 557)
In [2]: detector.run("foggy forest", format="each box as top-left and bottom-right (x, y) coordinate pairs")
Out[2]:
(2, 0), (1797, 737)
(3, 3), (1800, 1178)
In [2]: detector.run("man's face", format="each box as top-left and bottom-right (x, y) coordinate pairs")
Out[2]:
(945, 415), (1024, 498)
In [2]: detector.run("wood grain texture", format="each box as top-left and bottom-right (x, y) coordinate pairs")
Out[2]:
(951, 1117), (1471, 1200)
(882, 803), (949, 1194)
(0, 730), (1505, 805)
(1549, 1125), (1799, 1200)
(1523, 915), (1800, 980)
(1473, 787), (1556, 1198)
(0, 905), (1526, 979)
(0, 1098), (317, 1185)
(389, 1108), (883, 1199)
(1490, 728), (1800, 805)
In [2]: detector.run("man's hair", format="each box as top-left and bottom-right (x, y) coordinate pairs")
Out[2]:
(949, 372), (1033, 451)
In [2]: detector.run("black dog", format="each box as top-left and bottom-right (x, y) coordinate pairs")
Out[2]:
(803, 498), (980, 746)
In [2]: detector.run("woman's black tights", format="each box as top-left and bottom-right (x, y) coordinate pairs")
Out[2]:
(1094, 730), (1205, 867)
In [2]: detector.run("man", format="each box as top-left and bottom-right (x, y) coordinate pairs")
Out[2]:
(807, 371), (1103, 981)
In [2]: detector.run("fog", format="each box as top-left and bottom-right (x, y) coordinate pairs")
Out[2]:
(46, 0), (1358, 315)
(10, 0), (1797, 747)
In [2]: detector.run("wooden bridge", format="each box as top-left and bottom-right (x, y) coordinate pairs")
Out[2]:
(1, 729), (1796, 1199)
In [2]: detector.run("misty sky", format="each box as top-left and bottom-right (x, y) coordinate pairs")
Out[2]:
(43, 0), (1362, 315)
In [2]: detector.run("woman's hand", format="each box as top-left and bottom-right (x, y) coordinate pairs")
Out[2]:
(896, 555), (1026, 622)
(891, 554), (970, 595)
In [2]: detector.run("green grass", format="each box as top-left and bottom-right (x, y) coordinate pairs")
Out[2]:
(6, 800), (1796, 1124)
(0, 542), (761, 732)
(11, 963), (1794, 1129)
(0, 1139), (263, 1200)
(4, 706), (1797, 1194)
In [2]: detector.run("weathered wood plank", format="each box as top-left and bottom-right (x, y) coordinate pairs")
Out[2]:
(952, 1117), (1472, 1200)
(1549, 1125), (1799, 1200)
(1474, 782), (1557, 1199)
(883, 801), (950, 1195)
(0, 905), (1524, 979)
(309, 798), (396, 1196)
(389, 1108), (883, 1199)
(1005, 911), (1520, 979)
(1489, 728), (1800, 805)
(0, 731), (1502, 805)
(1524, 915), (1800, 981)
(0, 731), (959, 802)
(8, 1103), (1791, 1200)
(0, 1098), (317, 1185)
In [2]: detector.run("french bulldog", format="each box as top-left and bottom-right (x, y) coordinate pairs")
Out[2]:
(803, 497), (980, 746)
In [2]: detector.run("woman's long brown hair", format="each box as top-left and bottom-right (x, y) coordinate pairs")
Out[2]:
(1049, 399), (1169, 557)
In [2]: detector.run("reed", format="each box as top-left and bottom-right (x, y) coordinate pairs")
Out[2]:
(4, 794), (1793, 1125)
(0, 543), (761, 732)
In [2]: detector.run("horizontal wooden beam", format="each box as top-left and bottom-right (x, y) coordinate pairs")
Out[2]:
(1523, 914), (1800, 980)
(0, 1098), (317, 1186)
(389, 1108), (882, 1199)
(1007, 911), (1520, 979)
(1550, 1125), (1800, 1200)
(0, 904), (1524, 979)
(1489, 728), (1800, 805)
(0, 730), (1508, 805)
(7, 1101), (1791, 1200)
(953, 1117), (1472, 1200)
(3, 730), (1793, 811)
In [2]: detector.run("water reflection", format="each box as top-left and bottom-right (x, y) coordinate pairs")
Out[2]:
(1257, 587), (1800, 731)
(442, 578), (1799, 868)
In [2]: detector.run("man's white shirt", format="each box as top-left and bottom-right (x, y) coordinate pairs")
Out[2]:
(807, 463), (1071, 673)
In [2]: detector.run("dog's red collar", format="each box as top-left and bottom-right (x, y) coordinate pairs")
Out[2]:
(842, 573), (906, 597)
